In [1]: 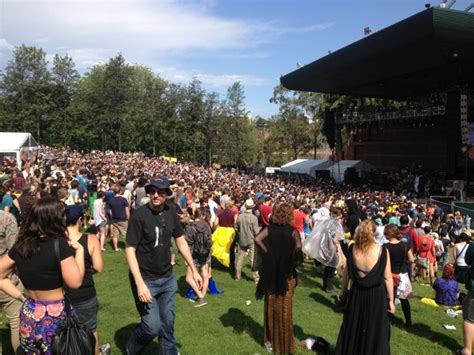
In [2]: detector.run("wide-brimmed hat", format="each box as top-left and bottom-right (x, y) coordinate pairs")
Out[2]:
(145, 176), (172, 196)
(245, 198), (255, 209)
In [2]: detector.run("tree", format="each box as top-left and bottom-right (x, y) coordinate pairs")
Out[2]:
(0, 45), (52, 142)
(269, 85), (312, 160)
(220, 81), (258, 167)
(180, 78), (206, 163)
(203, 92), (222, 166)
(49, 54), (80, 145)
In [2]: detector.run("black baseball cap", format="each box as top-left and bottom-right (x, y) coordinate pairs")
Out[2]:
(145, 176), (172, 196)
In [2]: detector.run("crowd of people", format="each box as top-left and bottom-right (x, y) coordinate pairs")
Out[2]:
(0, 145), (473, 354)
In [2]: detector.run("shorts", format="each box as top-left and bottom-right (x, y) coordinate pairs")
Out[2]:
(111, 221), (128, 238)
(20, 297), (72, 354)
(463, 290), (474, 323)
(72, 296), (99, 331)
(96, 221), (107, 229)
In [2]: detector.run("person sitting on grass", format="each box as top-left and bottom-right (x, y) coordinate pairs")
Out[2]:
(184, 207), (212, 307)
(433, 263), (460, 306)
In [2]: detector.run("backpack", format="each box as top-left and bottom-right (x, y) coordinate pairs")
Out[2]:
(0, 212), (20, 285)
(0, 212), (16, 256)
(190, 224), (210, 262)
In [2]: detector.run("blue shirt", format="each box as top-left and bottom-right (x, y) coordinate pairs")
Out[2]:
(433, 278), (460, 306)
(109, 196), (129, 222)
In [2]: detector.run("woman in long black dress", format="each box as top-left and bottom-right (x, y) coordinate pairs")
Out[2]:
(336, 220), (395, 355)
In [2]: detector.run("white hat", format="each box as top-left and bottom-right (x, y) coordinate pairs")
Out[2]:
(245, 198), (255, 209)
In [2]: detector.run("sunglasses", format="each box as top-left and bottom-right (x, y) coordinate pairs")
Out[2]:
(149, 189), (168, 196)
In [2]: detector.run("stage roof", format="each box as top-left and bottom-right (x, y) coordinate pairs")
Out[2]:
(280, 7), (474, 99)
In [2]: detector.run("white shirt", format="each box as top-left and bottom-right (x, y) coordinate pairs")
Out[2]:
(209, 199), (218, 224)
(93, 199), (105, 226)
(375, 225), (387, 245)
(456, 242), (469, 267)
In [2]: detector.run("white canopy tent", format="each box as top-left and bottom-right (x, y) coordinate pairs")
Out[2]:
(280, 159), (332, 177)
(326, 160), (374, 182)
(265, 167), (281, 174)
(0, 132), (39, 168)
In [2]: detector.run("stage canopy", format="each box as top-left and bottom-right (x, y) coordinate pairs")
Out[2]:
(280, 159), (332, 177)
(326, 160), (374, 182)
(281, 7), (474, 98)
(0, 132), (39, 167)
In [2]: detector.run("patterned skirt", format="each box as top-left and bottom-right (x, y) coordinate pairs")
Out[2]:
(19, 298), (69, 354)
(264, 276), (296, 354)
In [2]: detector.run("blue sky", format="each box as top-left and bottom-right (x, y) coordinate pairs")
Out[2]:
(0, 0), (472, 118)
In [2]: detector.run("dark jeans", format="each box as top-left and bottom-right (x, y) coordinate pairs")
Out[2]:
(127, 273), (178, 355)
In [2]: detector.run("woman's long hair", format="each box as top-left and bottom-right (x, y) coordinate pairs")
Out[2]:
(15, 196), (67, 258)
(354, 220), (376, 253)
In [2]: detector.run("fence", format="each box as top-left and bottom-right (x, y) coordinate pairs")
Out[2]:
(430, 196), (474, 228)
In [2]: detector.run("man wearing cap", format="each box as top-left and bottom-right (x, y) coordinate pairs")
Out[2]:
(125, 176), (203, 355)
(235, 198), (260, 283)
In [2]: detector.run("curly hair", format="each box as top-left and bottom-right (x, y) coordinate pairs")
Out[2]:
(271, 202), (294, 226)
(354, 220), (376, 253)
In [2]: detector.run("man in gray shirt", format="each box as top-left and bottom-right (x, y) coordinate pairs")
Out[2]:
(235, 198), (260, 283)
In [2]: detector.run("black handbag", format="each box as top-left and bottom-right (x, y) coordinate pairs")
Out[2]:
(51, 238), (96, 355)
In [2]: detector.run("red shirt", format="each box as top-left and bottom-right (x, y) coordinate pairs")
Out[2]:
(259, 204), (272, 226)
(418, 235), (435, 262)
(293, 209), (306, 233)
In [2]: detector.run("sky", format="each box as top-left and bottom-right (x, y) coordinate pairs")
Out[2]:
(0, 0), (472, 118)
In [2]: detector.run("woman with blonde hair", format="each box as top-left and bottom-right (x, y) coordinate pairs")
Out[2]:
(255, 202), (302, 353)
(336, 220), (394, 355)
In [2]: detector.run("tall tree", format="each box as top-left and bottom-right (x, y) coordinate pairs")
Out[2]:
(221, 81), (258, 167)
(270, 85), (312, 160)
(49, 54), (80, 145)
(101, 53), (132, 150)
(0, 45), (52, 142)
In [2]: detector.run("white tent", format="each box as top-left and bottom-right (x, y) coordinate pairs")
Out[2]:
(280, 159), (332, 177)
(326, 160), (374, 182)
(281, 159), (307, 168)
(0, 132), (39, 167)
(265, 167), (281, 174)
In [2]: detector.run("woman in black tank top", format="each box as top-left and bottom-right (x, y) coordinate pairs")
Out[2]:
(0, 197), (85, 354)
(65, 204), (105, 354)
(384, 224), (414, 326)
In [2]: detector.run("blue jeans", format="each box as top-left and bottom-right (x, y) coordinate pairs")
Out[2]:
(127, 273), (178, 355)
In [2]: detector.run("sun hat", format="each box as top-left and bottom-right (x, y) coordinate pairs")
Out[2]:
(245, 198), (256, 209)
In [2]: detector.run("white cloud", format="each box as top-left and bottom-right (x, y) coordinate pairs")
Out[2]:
(0, 39), (14, 51)
(155, 65), (267, 88)
(0, 39), (14, 58)
(0, 1), (332, 53)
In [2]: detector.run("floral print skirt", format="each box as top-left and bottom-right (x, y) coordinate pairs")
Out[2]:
(19, 297), (70, 354)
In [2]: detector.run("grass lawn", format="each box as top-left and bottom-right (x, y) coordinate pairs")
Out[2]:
(0, 248), (466, 354)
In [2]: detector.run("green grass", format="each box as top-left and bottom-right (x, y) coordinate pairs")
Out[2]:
(0, 249), (466, 354)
